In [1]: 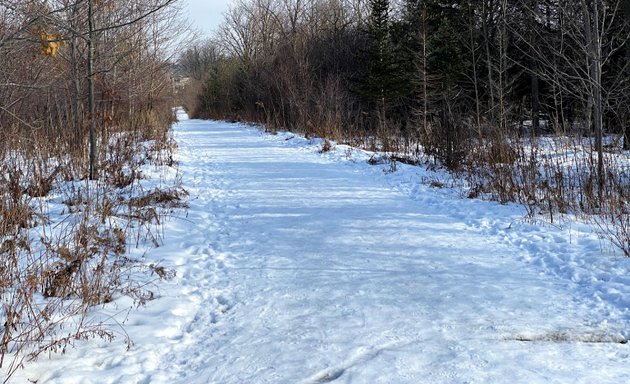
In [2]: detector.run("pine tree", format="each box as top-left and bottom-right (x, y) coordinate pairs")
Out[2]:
(359, 0), (407, 126)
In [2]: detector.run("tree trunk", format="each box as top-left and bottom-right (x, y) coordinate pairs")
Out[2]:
(71, 37), (82, 146)
(531, 66), (540, 131)
(482, 0), (496, 124)
(529, 0), (539, 132)
(422, 5), (428, 131)
(582, 0), (604, 190)
(469, 5), (481, 128)
(70, 3), (82, 147)
(624, 0), (630, 150)
(88, 0), (97, 180)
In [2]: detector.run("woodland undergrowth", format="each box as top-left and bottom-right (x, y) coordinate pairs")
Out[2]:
(0, 111), (186, 381)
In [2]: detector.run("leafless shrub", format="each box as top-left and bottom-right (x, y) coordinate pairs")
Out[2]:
(429, 180), (445, 188)
(0, 0), (188, 379)
(25, 165), (62, 198)
(367, 154), (385, 165)
(129, 188), (189, 210)
(385, 158), (398, 173)
(588, 158), (630, 256)
(593, 211), (630, 257)
(0, 121), (183, 381)
(319, 139), (333, 153)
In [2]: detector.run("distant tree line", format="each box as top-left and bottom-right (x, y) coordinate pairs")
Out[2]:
(182, 0), (629, 173)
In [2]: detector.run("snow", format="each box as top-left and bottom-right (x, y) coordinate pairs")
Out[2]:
(6, 108), (630, 383)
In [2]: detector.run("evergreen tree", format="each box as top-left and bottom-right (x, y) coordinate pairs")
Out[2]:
(357, 0), (407, 126)
(398, 0), (473, 166)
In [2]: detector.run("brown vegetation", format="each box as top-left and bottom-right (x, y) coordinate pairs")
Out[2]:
(0, 0), (188, 380)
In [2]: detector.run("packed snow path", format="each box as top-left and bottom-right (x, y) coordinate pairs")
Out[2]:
(161, 112), (630, 383)
(14, 111), (630, 383)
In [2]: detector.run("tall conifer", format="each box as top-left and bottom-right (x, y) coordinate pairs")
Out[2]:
(359, 0), (406, 124)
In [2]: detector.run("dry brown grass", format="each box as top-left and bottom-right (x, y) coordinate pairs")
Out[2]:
(0, 115), (183, 381)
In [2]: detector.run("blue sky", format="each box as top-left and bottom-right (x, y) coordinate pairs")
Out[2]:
(184, 0), (231, 35)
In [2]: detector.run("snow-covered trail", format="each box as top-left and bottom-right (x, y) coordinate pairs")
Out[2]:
(11, 111), (630, 383)
(155, 113), (630, 383)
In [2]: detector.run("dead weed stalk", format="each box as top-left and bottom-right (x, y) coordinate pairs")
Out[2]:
(0, 121), (184, 381)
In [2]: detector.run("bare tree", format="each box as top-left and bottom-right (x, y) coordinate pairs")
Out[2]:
(515, 0), (629, 190)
